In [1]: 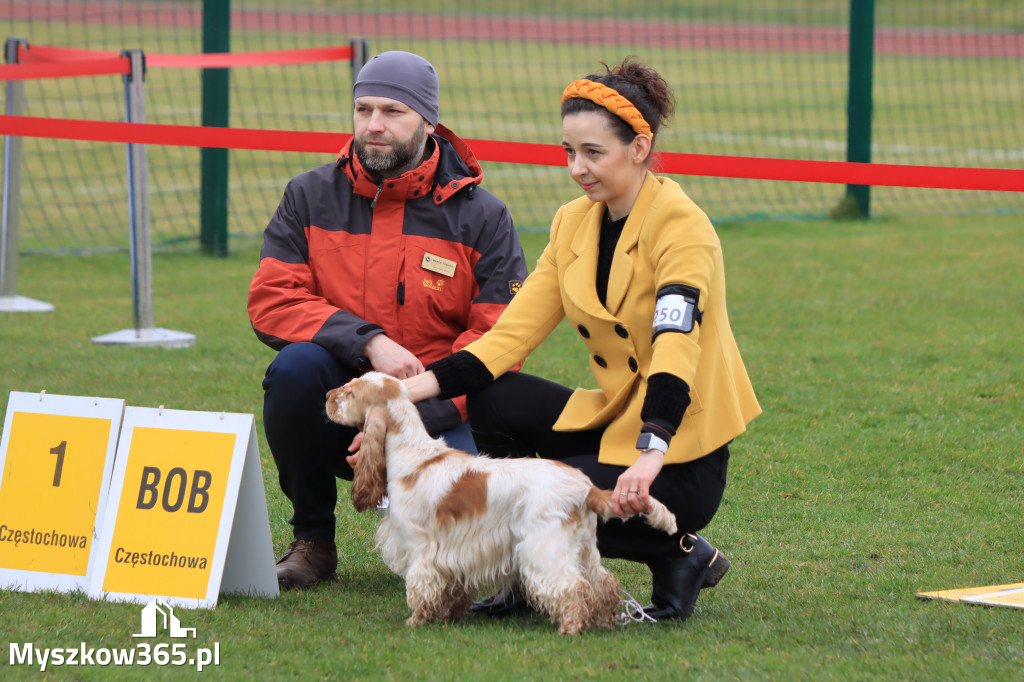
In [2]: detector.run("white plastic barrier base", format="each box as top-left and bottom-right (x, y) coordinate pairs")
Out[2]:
(92, 328), (196, 348)
(0, 295), (54, 312)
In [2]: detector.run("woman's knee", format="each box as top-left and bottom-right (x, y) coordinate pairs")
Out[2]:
(467, 372), (571, 432)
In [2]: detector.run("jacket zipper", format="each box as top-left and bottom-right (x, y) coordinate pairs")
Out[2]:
(369, 179), (404, 308)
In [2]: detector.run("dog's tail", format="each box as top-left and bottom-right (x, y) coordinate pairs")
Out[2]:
(586, 486), (678, 535)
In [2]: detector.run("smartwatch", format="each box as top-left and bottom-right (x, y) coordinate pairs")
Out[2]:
(635, 432), (669, 453)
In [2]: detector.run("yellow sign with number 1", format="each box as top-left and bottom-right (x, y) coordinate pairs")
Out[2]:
(0, 393), (124, 591)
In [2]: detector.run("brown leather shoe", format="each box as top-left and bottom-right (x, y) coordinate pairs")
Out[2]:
(276, 539), (337, 589)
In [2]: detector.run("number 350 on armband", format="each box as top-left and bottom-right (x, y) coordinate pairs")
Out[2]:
(652, 284), (702, 338)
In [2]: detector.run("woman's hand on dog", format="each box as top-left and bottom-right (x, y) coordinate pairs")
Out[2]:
(403, 371), (441, 403)
(611, 448), (665, 517)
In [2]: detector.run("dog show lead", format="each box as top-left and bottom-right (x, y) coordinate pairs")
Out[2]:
(403, 57), (761, 622)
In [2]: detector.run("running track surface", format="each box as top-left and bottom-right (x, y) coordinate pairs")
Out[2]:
(4, 1), (1022, 58)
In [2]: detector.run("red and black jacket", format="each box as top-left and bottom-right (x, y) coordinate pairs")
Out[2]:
(248, 124), (528, 420)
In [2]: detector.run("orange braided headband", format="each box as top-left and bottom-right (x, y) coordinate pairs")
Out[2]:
(561, 79), (653, 140)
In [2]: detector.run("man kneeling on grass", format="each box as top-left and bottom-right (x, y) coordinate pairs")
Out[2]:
(247, 50), (528, 589)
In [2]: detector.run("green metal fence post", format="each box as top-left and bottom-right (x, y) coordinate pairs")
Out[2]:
(843, 0), (875, 218)
(200, 0), (230, 257)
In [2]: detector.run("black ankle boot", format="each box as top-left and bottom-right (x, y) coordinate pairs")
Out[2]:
(643, 533), (730, 621)
(468, 584), (534, 618)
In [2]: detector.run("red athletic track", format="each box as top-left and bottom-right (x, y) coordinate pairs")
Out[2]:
(3, 1), (1022, 58)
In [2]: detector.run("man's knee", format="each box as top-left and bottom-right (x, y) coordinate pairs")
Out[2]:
(264, 342), (349, 397)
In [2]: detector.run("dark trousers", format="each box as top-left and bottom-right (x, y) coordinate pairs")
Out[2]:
(467, 372), (729, 564)
(262, 342), (476, 542)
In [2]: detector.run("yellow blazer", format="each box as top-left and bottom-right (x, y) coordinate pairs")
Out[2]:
(462, 172), (761, 465)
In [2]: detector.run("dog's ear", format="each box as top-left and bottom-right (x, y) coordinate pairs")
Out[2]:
(350, 404), (390, 512)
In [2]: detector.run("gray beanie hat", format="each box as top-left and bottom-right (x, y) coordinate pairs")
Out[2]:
(353, 51), (439, 127)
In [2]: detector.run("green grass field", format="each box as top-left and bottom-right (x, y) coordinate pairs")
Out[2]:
(1, 212), (1022, 679)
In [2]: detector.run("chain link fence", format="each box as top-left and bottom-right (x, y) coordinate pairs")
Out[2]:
(3, 1), (1022, 253)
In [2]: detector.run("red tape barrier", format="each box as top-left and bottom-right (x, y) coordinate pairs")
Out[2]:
(0, 115), (344, 154)
(0, 56), (129, 80)
(3, 43), (1018, 191)
(1, 114), (1022, 192)
(0, 44), (353, 80)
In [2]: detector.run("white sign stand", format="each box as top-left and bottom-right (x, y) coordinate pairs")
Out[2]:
(0, 392), (124, 592)
(88, 407), (278, 609)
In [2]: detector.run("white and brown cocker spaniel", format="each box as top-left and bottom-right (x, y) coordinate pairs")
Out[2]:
(326, 372), (678, 635)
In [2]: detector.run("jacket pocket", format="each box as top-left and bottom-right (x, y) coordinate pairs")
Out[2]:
(687, 385), (705, 415)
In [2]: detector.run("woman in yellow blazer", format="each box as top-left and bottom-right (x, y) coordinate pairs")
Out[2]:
(403, 58), (760, 622)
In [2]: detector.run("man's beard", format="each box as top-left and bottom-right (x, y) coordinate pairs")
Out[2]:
(354, 122), (428, 176)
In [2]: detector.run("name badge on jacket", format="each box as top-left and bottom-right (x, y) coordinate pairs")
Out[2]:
(421, 253), (457, 277)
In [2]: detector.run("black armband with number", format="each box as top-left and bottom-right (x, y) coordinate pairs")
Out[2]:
(653, 284), (703, 338)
